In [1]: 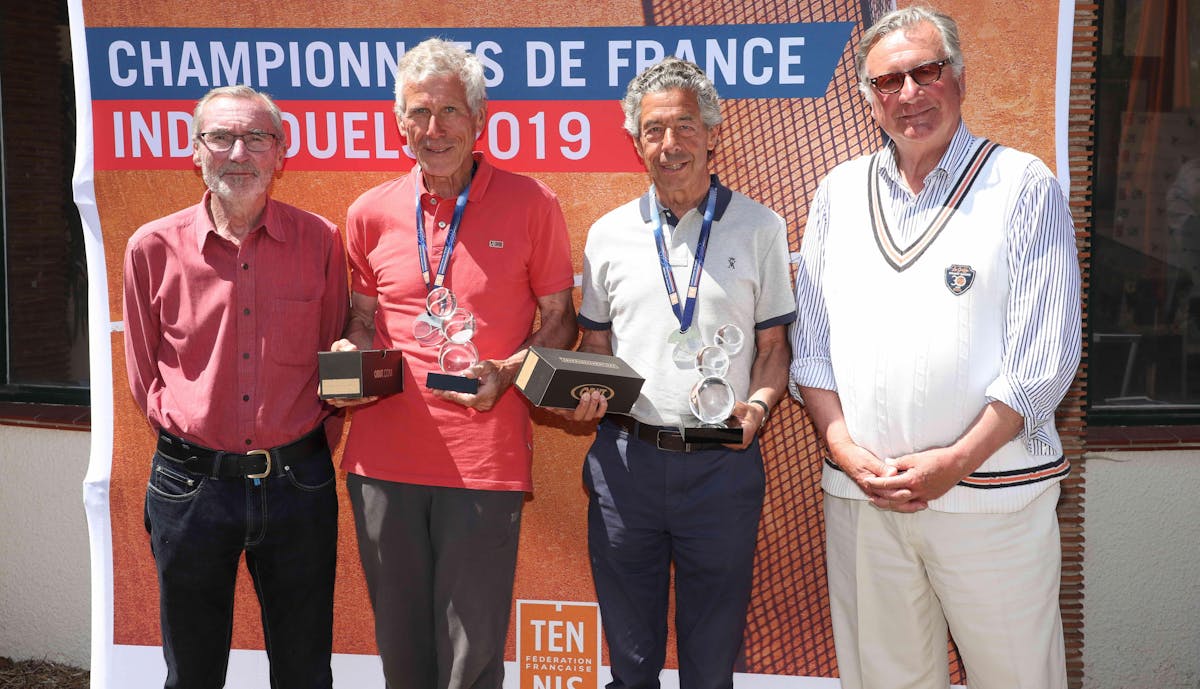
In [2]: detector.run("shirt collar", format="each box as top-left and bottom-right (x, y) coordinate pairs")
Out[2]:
(193, 190), (282, 251)
(414, 151), (493, 205)
(638, 174), (733, 225)
(877, 120), (978, 187)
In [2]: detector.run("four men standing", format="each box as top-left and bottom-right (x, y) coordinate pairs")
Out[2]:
(124, 9), (1081, 688)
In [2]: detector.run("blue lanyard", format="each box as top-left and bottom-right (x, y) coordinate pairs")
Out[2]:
(651, 182), (718, 334)
(414, 168), (472, 291)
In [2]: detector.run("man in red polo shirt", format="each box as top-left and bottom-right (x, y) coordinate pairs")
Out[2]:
(329, 38), (576, 689)
(123, 85), (348, 689)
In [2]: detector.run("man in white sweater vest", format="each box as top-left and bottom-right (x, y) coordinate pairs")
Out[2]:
(789, 6), (1081, 689)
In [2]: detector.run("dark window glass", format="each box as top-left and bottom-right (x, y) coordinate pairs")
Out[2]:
(0, 3), (89, 404)
(1091, 0), (1200, 422)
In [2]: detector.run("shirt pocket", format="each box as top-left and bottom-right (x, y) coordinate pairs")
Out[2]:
(269, 298), (321, 367)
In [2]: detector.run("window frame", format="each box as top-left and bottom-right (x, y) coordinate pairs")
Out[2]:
(1086, 0), (1200, 426)
(0, 7), (90, 408)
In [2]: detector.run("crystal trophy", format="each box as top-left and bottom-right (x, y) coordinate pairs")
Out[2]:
(418, 288), (480, 394)
(682, 324), (745, 444)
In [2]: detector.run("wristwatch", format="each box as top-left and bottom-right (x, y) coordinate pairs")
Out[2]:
(749, 399), (770, 429)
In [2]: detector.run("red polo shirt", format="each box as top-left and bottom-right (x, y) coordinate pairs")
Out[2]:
(340, 154), (573, 491)
(123, 192), (349, 451)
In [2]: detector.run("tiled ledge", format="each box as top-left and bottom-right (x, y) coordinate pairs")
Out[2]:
(0, 402), (91, 431)
(1086, 425), (1200, 452)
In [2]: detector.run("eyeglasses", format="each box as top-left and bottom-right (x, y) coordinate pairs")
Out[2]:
(868, 59), (951, 94)
(196, 131), (278, 153)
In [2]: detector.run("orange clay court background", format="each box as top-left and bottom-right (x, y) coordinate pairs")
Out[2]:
(90, 0), (1060, 678)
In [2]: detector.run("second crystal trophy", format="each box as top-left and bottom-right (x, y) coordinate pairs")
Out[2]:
(683, 323), (745, 444)
(418, 287), (481, 394)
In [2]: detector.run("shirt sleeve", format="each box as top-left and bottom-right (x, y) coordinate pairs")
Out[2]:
(122, 234), (160, 419)
(578, 220), (612, 330)
(788, 179), (837, 400)
(345, 201), (378, 298)
(526, 186), (575, 298)
(754, 211), (798, 328)
(983, 160), (1082, 455)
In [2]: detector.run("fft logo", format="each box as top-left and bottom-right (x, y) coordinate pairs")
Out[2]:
(516, 600), (601, 689)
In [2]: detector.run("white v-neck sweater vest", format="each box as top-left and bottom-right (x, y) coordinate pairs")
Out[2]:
(819, 145), (1066, 514)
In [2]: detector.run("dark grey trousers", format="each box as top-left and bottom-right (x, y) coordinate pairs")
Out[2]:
(347, 474), (524, 689)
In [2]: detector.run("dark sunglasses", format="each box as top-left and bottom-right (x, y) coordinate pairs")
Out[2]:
(868, 59), (951, 94)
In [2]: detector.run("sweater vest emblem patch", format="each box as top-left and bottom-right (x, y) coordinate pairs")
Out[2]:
(945, 264), (975, 295)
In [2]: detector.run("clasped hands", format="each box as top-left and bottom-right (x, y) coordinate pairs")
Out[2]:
(830, 439), (969, 512)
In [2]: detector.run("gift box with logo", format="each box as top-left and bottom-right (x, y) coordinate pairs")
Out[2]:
(515, 346), (644, 414)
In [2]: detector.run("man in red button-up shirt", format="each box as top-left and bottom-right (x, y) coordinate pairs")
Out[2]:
(123, 85), (348, 689)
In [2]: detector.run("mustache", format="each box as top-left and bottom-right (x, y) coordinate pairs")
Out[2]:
(218, 164), (260, 176)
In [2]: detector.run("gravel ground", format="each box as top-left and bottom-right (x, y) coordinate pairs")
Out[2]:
(0, 658), (89, 689)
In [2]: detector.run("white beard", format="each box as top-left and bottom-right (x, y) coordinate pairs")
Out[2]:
(203, 165), (272, 203)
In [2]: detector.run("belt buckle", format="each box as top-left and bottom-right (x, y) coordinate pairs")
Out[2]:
(655, 429), (687, 452)
(246, 449), (272, 479)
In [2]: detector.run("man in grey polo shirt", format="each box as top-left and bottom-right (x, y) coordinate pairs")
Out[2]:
(565, 57), (794, 689)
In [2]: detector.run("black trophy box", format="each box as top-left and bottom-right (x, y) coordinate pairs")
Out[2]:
(515, 346), (644, 414)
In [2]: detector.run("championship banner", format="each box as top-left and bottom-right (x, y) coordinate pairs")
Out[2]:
(87, 23), (846, 174)
(72, 1), (1073, 687)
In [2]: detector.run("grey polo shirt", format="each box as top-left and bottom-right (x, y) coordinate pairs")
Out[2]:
(580, 178), (796, 427)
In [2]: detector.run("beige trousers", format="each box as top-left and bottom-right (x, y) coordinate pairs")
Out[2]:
(824, 485), (1067, 689)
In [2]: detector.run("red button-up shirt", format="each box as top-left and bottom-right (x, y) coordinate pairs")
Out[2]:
(123, 192), (349, 451)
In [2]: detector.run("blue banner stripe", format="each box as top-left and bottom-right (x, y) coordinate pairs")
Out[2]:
(86, 24), (853, 101)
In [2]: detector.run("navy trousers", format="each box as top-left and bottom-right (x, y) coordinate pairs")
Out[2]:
(584, 419), (765, 689)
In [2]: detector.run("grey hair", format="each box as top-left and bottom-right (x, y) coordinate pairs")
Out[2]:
(393, 38), (487, 117)
(192, 85), (284, 142)
(621, 57), (721, 138)
(855, 6), (964, 99)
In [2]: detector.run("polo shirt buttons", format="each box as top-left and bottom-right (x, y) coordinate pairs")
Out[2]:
(437, 221), (447, 229)
(243, 353), (250, 359)
(243, 308), (250, 315)
(242, 394), (250, 402)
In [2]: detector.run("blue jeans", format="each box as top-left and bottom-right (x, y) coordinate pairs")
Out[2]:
(584, 419), (765, 689)
(143, 438), (337, 689)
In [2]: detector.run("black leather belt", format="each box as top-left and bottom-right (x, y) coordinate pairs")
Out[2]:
(156, 428), (327, 479)
(605, 415), (697, 453)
